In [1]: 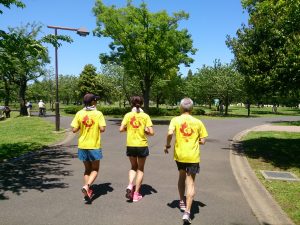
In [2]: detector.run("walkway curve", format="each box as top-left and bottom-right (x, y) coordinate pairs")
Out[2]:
(230, 125), (296, 225)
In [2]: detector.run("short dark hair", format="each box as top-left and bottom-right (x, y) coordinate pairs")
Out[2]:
(83, 93), (100, 106)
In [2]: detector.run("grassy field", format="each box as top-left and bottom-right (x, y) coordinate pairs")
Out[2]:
(0, 112), (66, 162)
(242, 131), (300, 225)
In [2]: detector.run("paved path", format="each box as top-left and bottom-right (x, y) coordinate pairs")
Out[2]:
(0, 115), (299, 225)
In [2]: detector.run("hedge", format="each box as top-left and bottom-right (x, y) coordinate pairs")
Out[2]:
(64, 106), (205, 116)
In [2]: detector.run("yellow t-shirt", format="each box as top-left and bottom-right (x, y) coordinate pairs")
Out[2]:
(71, 109), (106, 149)
(121, 112), (153, 147)
(169, 114), (208, 163)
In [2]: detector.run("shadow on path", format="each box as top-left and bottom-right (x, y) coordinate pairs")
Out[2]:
(167, 199), (206, 219)
(88, 183), (114, 203)
(0, 146), (76, 200)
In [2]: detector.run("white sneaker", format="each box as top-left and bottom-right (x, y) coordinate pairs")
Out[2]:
(182, 212), (191, 224)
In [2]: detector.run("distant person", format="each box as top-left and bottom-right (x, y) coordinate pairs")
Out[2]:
(26, 101), (32, 117)
(119, 96), (154, 202)
(272, 104), (278, 114)
(71, 93), (106, 203)
(1, 106), (11, 118)
(164, 98), (208, 224)
(38, 100), (46, 116)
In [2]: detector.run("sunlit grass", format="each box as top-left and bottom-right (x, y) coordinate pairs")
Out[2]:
(242, 131), (300, 225)
(0, 112), (65, 162)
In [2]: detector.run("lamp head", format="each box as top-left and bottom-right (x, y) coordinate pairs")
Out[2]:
(76, 27), (89, 37)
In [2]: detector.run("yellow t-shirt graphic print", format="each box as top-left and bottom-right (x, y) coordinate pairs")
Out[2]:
(121, 112), (153, 147)
(71, 109), (106, 149)
(82, 115), (95, 128)
(169, 114), (208, 163)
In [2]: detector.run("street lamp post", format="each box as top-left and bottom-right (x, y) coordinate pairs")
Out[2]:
(47, 25), (89, 131)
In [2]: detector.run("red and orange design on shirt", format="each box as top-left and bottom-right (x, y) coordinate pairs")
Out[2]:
(121, 112), (153, 147)
(169, 114), (208, 163)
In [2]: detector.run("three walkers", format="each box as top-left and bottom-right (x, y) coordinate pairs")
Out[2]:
(71, 95), (207, 224)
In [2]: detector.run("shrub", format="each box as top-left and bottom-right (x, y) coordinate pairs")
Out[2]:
(64, 106), (205, 116)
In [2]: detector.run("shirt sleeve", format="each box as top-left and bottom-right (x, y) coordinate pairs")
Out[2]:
(71, 113), (80, 128)
(146, 115), (153, 127)
(169, 118), (176, 131)
(121, 113), (128, 126)
(199, 121), (208, 138)
(99, 112), (106, 127)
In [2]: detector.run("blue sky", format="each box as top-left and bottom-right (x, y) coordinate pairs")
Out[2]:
(0, 0), (248, 76)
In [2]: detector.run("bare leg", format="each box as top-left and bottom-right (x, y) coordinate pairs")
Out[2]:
(135, 157), (147, 193)
(83, 160), (100, 186)
(128, 156), (138, 185)
(185, 173), (196, 213)
(178, 170), (186, 201)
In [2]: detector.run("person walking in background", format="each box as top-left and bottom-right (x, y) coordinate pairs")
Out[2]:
(119, 96), (154, 202)
(38, 100), (46, 116)
(164, 97), (208, 224)
(26, 101), (32, 117)
(71, 93), (106, 203)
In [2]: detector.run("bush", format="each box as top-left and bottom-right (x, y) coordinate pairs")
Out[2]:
(64, 105), (82, 114)
(64, 106), (205, 116)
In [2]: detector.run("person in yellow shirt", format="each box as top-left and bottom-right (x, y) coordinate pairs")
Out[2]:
(119, 96), (154, 202)
(164, 98), (208, 224)
(71, 93), (106, 203)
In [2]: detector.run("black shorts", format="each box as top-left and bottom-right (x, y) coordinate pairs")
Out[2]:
(126, 146), (149, 157)
(176, 161), (200, 174)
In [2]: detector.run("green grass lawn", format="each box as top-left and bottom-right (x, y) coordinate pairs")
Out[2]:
(242, 131), (300, 225)
(0, 112), (66, 162)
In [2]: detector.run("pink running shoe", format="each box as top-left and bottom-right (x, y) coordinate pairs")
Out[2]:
(82, 185), (93, 202)
(125, 185), (135, 200)
(133, 192), (142, 202)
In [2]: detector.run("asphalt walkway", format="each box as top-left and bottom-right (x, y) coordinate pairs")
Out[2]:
(0, 115), (299, 225)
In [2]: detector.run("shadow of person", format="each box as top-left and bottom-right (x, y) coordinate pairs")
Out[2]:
(140, 184), (157, 196)
(88, 183), (113, 203)
(167, 199), (206, 220)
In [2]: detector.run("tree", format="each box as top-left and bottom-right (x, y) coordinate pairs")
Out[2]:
(0, 23), (49, 115)
(227, 0), (300, 99)
(78, 64), (99, 97)
(0, 0), (25, 14)
(93, 0), (196, 112)
(59, 74), (79, 105)
(186, 61), (245, 115)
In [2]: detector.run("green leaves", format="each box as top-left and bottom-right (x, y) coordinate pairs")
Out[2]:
(41, 34), (73, 48)
(227, 0), (300, 99)
(93, 0), (196, 110)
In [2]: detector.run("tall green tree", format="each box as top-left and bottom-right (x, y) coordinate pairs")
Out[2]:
(78, 64), (99, 97)
(227, 0), (300, 99)
(93, 0), (196, 112)
(0, 23), (49, 115)
(0, 0), (25, 14)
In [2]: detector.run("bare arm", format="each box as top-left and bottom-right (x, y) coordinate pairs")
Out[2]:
(164, 129), (174, 154)
(100, 126), (106, 133)
(145, 126), (154, 136)
(199, 138), (206, 145)
(72, 127), (80, 133)
(119, 124), (127, 132)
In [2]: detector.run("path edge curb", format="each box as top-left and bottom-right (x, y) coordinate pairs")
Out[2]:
(230, 125), (295, 225)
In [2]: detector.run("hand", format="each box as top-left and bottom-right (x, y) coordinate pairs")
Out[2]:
(164, 145), (171, 154)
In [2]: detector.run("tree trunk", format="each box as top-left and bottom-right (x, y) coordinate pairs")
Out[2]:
(141, 76), (150, 113)
(4, 79), (10, 106)
(225, 92), (229, 116)
(19, 79), (27, 116)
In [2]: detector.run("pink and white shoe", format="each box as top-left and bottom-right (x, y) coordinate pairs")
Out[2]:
(82, 185), (93, 202)
(125, 185), (135, 200)
(133, 191), (143, 202)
